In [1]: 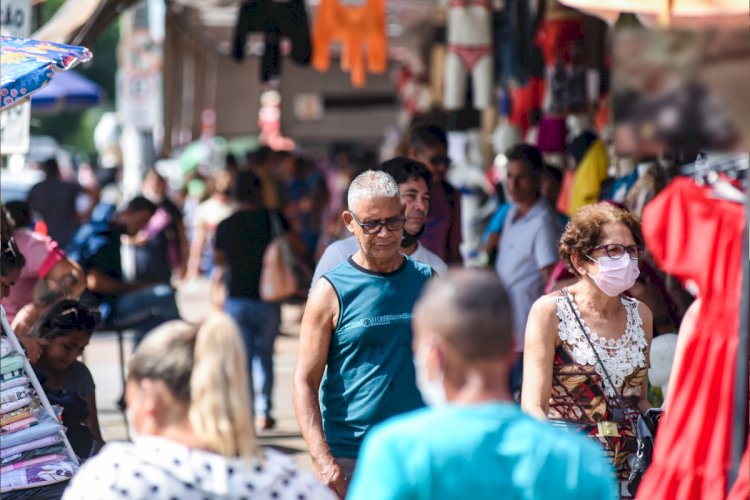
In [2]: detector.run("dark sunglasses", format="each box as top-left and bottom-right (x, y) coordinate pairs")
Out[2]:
(350, 212), (406, 235)
(429, 155), (451, 166)
(1, 237), (19, 261)
(49, 306), (100, 331)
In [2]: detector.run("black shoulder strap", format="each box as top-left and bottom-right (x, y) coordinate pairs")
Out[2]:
(562, 288), (630, 416)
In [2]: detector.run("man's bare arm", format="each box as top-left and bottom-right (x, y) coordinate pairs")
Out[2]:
(36, 257), (87, 306)
(11, 258), (87, 335)
(292, 278), (346, 496)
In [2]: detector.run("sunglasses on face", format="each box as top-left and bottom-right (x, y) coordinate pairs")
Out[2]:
(350, 212), (406, 235)
(428, 155), (451, 167)
(590, 244), (645, 260)
(1, 237), (19, 261)
(48, 306), (100, 331)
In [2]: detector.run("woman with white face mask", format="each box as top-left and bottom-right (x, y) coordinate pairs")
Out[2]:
(521, 203), (654, 498)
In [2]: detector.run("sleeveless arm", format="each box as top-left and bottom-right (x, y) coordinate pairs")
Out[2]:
(292, 277), (346, 496)
(521, 295), (560, 419)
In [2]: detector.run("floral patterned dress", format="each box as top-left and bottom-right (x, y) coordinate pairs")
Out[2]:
(547, 290), (648, 495)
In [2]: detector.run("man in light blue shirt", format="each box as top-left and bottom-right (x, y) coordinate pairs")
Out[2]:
(348, 269), (617, 500)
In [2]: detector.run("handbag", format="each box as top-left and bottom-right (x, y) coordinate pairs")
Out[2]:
(259, 211), (312, 303)
(562, 289), (663, 496)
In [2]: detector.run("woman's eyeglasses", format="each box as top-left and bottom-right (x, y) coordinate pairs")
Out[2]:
(590, 244), (645, 260)
(350, 212), (406, 235)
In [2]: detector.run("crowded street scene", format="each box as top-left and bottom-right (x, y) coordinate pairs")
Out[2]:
(0, 0), (748, 498)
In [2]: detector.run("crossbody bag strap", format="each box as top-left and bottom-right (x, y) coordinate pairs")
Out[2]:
(562, 288), (634, 429)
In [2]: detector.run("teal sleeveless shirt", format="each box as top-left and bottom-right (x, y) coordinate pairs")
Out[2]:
(321, 256), (431, 457)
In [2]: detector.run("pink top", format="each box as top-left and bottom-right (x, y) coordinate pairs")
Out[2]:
(0, 230), (65, 321)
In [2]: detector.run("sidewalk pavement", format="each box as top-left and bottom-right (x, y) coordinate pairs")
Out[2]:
(85, 277), (313, 471)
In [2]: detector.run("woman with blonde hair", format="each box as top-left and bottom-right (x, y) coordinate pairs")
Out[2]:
(63, 313), (334, 499)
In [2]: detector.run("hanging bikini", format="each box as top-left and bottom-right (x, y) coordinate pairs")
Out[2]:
(444, 0), (494, 110)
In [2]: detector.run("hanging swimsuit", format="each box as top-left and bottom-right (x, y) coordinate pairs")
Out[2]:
(312, 0), (387, 88)
(445, 0), (493, 110)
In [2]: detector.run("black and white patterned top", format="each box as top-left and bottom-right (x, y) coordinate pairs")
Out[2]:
(61, 436), (336, 500)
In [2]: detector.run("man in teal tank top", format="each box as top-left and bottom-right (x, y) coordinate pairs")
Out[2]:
(293, 170), (433, 498)
(349, 270), (618, 500)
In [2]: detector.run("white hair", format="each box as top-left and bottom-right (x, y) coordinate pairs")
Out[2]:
(347, 170), (400, 211)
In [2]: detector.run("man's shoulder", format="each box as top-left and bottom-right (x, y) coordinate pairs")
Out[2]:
(366, 406), (436, 444)
(403, 255), (436, 281)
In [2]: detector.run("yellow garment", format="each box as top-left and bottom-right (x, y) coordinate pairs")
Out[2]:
(312, 0), (387, 88)
(569, 139), (608, 215)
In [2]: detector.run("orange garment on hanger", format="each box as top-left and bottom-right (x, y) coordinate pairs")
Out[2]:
(312, 0), (387, 87)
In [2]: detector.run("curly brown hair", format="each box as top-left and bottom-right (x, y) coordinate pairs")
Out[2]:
(559, 203), (643, 276)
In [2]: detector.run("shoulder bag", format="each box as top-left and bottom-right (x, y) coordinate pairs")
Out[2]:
(259, 211), (312, 303)
(562, 289), (663, 496)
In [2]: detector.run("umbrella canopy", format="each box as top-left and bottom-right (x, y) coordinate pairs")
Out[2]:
(0, 36), (92, 110)
(31, 70), (102, 113)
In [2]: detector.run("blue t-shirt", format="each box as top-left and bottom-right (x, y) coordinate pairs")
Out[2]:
(349, 402), (618, 500)
(321, 256), (431, 458)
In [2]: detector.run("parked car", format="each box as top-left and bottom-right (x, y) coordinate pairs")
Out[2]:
(0, 168), (44, 203)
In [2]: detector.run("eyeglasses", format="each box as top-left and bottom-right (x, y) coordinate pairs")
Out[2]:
(350, 212), (406, 235)
(429, 155), (450, 166)
(590, 244), (645, 261)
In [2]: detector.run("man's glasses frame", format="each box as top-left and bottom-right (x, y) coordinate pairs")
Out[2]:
(350, 212), (406, 235)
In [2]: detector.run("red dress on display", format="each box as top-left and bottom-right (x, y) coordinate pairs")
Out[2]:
(639, 177), (746, 499)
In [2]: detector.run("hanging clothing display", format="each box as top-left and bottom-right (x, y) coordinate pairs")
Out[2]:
(0, 307), (79, 495)
(232, 0), (312, 83)
(568, 133), (608, 215)
(444, 0), (494, 110)
(507, 77), (545, 134)
(312, 0), (387, 88)
(536, 115), (566, 152)
(493, 0), (535, 87)
(536, 18), (584, 66)
(639, 177), (745, 500)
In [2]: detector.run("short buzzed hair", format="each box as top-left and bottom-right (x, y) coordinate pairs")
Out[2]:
(414, 269), (514, 360)
(347, 170), (400, 211)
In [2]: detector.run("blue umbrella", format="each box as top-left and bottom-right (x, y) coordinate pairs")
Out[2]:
(0, 35), (92, 110)
(31, 70), (102, 112)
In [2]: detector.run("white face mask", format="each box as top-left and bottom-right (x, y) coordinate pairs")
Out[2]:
(126, 405), (141, 441)
(586, 254), (640, 297)
(413, 342), (446, 407)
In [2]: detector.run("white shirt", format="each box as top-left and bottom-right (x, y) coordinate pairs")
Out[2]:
(62, 436), (335, 500)
(495, 199), (564, 351)
(310, 236), (447, 292)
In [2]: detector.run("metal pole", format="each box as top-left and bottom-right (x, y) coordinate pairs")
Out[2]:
(728, 154), (750, 491)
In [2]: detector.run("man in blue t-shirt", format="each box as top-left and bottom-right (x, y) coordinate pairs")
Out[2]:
(348, 269), (618, 500)
(293, 170), (432, 497)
